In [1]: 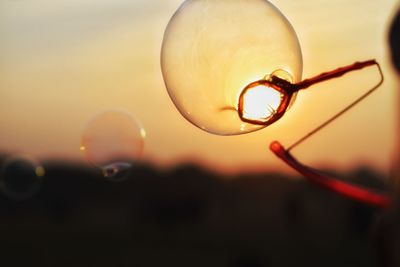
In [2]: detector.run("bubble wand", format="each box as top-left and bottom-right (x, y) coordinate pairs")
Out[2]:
(258, 60), (392, 209)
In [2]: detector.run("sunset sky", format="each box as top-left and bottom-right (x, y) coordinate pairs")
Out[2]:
(0, 0), (399, 174)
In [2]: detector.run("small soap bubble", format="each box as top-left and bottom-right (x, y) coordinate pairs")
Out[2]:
(265, 69), (294, 83)
(81, 110), (145, 182)
(0, 155), (45, 201)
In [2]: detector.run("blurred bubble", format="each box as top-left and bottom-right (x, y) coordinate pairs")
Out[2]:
(161, 0), (302, 135)
(81, 110), (145, 182)
(0, 155), (45, 201)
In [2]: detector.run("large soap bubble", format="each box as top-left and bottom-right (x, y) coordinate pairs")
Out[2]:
(161, 0), (302, 135)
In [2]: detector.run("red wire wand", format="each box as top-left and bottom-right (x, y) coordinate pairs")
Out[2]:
(270, 141), (392, 209)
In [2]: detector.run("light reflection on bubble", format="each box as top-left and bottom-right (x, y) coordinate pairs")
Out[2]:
(81, 110), (145, 182)
(161, 0), (302, 135)
(0, 155), (45, 201)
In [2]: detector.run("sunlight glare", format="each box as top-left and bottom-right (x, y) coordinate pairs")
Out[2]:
(241, 85), (282, 122)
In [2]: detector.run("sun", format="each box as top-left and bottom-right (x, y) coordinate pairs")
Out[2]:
(240, 85), (282, 123)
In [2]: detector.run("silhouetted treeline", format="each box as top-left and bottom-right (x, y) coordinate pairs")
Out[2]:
(0, 159), (391, 267)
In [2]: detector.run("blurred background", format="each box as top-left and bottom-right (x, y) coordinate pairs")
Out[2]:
(0, 0), (398, 173)
(0, 0), (399, 266)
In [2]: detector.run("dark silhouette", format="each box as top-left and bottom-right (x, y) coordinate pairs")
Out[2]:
(0, 156), (386, 267)
(389, 8), (400, 73)
(374, 7), (400, 267)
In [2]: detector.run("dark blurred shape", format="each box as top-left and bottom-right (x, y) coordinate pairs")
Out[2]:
(230, 252), (264, 267)
(0, 157), (387, 267)
(389, 7), (400, 73)
(140, 195), (205, 226)
(137, 164), (214, 227)
(101, 161), (133, 182)
(0, 156), (44, 201)
(376, 6), (400, 267)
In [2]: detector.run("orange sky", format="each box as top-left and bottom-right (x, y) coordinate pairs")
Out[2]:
(0, 0), (398, 174)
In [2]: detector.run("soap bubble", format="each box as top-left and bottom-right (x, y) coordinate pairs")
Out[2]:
(161, 0), (302, 135)
(81, 111), (145, 181)
(0, 155), (45, 201)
